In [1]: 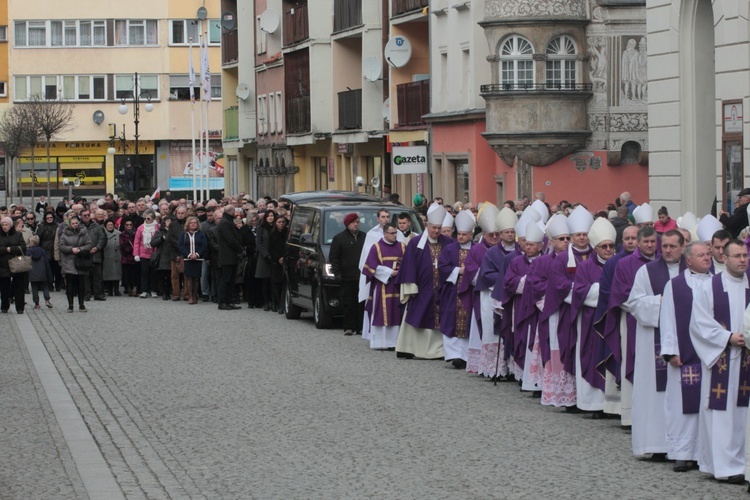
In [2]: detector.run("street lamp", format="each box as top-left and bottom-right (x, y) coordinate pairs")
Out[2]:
(117, 72), (153, 191)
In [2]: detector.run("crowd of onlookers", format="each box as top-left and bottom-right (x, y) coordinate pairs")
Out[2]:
(0, 192), (294, 314)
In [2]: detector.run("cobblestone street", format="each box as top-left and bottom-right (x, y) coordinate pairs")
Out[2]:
(1, 294), (746, 498)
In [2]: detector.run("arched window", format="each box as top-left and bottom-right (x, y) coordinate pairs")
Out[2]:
(545, 35), (577, 89)
(499, 36), (534, 89)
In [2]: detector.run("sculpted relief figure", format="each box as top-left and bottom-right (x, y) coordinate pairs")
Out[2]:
(635, 37), (647, 101)
(588, 37), (607, 92)
(621, 38), (638, 101)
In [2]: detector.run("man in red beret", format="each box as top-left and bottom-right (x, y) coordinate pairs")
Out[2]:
(329, 213), (366, 335)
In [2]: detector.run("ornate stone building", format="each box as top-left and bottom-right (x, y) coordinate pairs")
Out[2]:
(478, 0), (650, 209)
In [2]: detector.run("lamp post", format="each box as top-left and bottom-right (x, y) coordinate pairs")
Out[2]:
(117, 72), (153, 193)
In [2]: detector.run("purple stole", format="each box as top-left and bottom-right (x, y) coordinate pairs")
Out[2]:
(645, 258), (686, 392)
(709, 274), (750, 410)
(670, 273), (702, 414)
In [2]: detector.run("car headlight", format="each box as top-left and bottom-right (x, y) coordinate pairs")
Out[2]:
(324, 264), (334, 277)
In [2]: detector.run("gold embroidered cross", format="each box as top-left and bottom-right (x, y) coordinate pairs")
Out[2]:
(681, 367), (700, 385)
(712, 383), (727, 400)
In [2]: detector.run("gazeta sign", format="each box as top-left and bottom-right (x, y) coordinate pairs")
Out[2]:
(392, 145), (428, 174)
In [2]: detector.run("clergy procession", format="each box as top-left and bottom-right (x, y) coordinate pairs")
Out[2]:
(347, 195), (750, 491)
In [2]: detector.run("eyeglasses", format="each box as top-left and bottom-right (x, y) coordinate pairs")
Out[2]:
(26, 217), (34, 221)
(597, 243), (615, 249)
(81, 213), (90, 217)
(145, 217), (153, 221)
(555, 236), (570, 241)
(385, 231), (398, 235)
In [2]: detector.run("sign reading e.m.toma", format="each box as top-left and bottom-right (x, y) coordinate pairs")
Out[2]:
(392, 145), (428, 174)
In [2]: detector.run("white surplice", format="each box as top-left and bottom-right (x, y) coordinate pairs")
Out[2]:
(575, 281), (605, 411)
(690, 272), (748, 479)
(660, 269), (711, 461)
(624, 262), (679, 456)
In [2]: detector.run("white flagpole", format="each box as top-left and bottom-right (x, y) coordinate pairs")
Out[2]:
(201, 28), (211, 202)
(197, 29), (206, 202)
(189, 38), (197, 203)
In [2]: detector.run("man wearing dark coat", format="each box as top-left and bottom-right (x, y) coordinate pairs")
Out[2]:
(329, 213), (366, 335)
(217, 205), (244, 310)
(718, 187), (750, 238)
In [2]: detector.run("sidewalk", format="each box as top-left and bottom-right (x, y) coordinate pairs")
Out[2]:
(0, 312), (86, 498)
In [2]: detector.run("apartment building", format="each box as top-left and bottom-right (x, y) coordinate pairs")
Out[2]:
(8, 0), (223, 200)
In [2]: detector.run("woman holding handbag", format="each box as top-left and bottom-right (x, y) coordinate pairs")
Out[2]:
(0, 216), (27, 313)
(119, 218), (138, 296)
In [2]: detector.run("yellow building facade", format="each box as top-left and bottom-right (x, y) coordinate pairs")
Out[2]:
(7, 0), (222, 201)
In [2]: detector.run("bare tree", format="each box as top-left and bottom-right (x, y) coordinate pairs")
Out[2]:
(19, 94), (74, 200)
(0, 106), (35, 205)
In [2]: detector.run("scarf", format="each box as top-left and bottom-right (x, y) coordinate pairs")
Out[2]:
(142, 221), (156, 248)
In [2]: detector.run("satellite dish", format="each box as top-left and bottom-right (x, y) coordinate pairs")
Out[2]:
(92, 110), (104, 125)
(73, 178), (81, 187)
(236, 83), (250, 100)
(363, 56), (382, 82)
(259, 9), (280, 33)
(62, 178), (70, 187)
(381, 98), (390, 123)
(371, 176), (381, 189)
(221, 12), (236, 31)
(384, 36), (412, 68)
(197, 6), (208, 20)
(355, 176), (365, 187)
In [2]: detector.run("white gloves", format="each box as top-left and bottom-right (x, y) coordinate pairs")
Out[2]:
(134, 256), (141, 262)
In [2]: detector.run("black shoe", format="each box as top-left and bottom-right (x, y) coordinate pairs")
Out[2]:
(451, 359), (467, 370)
(565, 406), (583, 414)
(94, 296), (106, 301)
(591, 411), (606, 420)
(114, 290), (121, 296)
(673, 461), (689, 473)
(344, 330), (354, 336)
(531, 391), (542, 398)
(162, 295), (169, 301)
(396, 352), (414, 359)
(218, 304), (233, 310)
(67, 306), (74, 313)
(79, 305), (87, 312)
(647, 453), (668, 462)
(229, 304), (241, 310)
(722, 474), (746, 484)
(202, 295), (210, 302)
(263, 304), (270, 311)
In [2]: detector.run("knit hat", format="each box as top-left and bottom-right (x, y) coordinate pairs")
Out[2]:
(344, 213), (359, 226)
(0, 216), (12, 226)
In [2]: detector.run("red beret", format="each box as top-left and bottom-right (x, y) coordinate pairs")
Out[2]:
(344, 213), (359, 226)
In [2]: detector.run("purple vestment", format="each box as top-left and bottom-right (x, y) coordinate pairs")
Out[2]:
(438, 242), (472, 338)
(539, 246), (592, 372)
(362, 239), (405, 327)
(458, 240), (492, 335)
(571, 257), (605, 391)
(602, 248), (653, 384)
(517, 252), (557, 359)
(396, 234), (453, 329)
(500, 253), (533, 369)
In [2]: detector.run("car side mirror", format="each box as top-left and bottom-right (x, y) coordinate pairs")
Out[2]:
(300, 233), (315, 246)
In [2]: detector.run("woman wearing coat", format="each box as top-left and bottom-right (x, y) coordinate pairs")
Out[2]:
(178, 216), (208, 304)
(58, 215), (93, 312)
(119, 218), (138, 296)
(0, 216), (27, 314)
(102, 219), (122, 296)
(150, 216), (175, 300)
(133, 209), (159, 298)
(268, 216), (288, 313)
(254, 210), (276, 311)
(37, 211), (62, 291)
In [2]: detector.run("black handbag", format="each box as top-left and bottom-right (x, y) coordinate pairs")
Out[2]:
(74, 252), (93, 272)
(149, 247), (161, 269)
